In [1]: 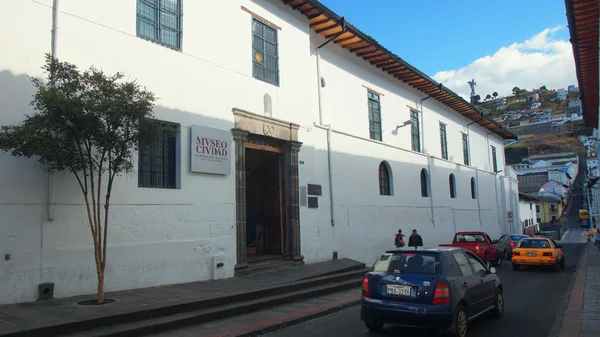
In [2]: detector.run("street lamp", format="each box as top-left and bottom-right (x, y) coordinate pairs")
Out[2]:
(394, 120), (412, 132)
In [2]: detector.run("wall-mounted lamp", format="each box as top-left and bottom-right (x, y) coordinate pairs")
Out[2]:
(394, 120), (412, 132)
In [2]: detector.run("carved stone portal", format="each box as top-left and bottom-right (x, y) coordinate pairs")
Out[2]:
(232, 108), (303, 275)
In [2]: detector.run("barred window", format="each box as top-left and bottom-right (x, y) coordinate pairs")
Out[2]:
(462, 133), (469, 166)
(470, 177), (477, 199)
(491, 146), (498, 172)
(137, 0), (183, 50)
(440, 123), (448, 160)
(138, 122), (179, 189)
(368, 91), (382, 141)
(410, 110), (420, 152)
(252, 18), (279, 86)
(379, 161), (392, 196)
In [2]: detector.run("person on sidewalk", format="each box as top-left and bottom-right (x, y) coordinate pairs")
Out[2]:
(595, 228), (600, 248)
(408, 229), (423, 249)
(394, 229), (405, 248)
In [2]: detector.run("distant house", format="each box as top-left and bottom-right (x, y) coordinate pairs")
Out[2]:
(536, 194), (564, 223)
(519, 192), (539, 234)
(539, 180), (570, 198)
(557, 88), (568, 95)
(557, 93), (567, 101)
(568, 85), (579, 92)
(568, 99), (581, 108)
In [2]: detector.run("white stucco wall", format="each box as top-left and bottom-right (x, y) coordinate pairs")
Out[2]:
(0, 0), (517, 304)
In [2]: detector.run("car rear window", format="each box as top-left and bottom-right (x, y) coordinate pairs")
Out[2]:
(455, 233), (486, 242)
(510, 235), (529, 241)
(372, 252), (440, 275)
(517, 239), (551, 248)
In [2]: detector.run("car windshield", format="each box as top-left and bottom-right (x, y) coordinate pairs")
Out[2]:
(372, 252), (440, 275)
(510, 235), (529, 241)
(517, 239), (551, 249)
(455, 234), (486, 242)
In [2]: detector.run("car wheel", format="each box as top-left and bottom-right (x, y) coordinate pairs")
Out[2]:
(453, 306), (468, 337)
(559, 256), (566, 268)
(492, 290), (504, 318)
(512, 263), (520, 271)
(494, 254), (503, 266)
(364, 321), (383, 332)
(552, 259), (560, 272)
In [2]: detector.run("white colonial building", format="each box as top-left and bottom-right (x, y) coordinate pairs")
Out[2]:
(0, 0), (518, 304)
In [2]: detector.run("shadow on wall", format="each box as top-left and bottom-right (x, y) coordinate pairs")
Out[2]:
(0, 68), (508, 304)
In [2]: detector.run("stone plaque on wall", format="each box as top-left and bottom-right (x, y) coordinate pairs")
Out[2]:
(190, 125), (231, 175)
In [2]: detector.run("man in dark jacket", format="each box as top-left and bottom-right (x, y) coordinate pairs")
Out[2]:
(408, 229), (423, 248)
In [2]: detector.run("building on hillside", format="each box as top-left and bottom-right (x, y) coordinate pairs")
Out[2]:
(557, 88), (568, 96)
(568, 85), (579, 92)
(568, 99), (581, 108)
(535, 194), (565, 223)
(517, 167), (573, 187)
(0, 0), (518, 305)
(539, 180), (570, 198)
(519, 193), (539, 235)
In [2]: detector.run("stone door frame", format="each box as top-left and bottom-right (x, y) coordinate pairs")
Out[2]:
(231, 108), (304, 275)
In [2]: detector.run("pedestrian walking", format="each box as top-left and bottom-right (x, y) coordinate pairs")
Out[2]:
(595, 228), (600, 248)
(394, 229), (405, 248)
(408, 229), (423, 249)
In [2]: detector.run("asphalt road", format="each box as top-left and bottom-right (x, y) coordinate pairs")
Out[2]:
(265, 243), (585, 337)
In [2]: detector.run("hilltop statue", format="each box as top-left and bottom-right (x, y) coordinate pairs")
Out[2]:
(467, 79), (477, 97)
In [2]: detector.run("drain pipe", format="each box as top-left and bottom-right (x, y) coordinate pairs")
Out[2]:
(47, 0), (59, 222)
(316, 17), (345, 226)
(426, 155), (435, 227)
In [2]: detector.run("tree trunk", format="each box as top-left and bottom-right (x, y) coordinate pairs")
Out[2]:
(97, 269), (105, 304)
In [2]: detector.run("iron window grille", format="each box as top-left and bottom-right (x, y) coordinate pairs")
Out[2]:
(491, 146), (498, 172)
(252, 18), (279, 86)
(379, 162), (391, 195)
(410, 110), (420, 152)
(136, 0), (183, 51)
(462, 133), (469, 166)
(470, 177), (476, 199)
(440, 123), (448, 160)
(368, 91), (382, 141)
(138, 122), (179, 189)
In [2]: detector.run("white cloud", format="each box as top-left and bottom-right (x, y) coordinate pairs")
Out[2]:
(433, 27), (577, 100)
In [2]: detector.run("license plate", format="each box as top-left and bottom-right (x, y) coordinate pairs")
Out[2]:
(386, 284), (412, 297)
(526, 252), (536, 257)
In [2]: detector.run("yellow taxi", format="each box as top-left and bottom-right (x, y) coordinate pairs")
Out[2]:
(511, 237), (565, 271)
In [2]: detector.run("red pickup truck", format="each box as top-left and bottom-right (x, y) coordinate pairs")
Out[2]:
(439, 231), (502, 266)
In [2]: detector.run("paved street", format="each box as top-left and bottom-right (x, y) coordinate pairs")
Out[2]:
(265, 243), (586, 337)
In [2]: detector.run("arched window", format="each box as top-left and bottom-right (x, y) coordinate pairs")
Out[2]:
(264, 93), (272, 117)
(470, 177), (477, 199)
(420, 169), (429, 197)
(379, 161), (393, 196)
(449, 174), (457, 198)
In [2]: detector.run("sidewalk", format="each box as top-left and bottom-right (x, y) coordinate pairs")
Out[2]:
(0, 258), (365, 336)
(557, 243), (600, 337)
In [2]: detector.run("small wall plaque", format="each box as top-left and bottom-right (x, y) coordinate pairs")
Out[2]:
(307, 184), (322, 196)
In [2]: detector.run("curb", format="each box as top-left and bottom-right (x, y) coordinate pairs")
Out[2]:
(547, 243), (589, 337)
(210, 297), (360, 337)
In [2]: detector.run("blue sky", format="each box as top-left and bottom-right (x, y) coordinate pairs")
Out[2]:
(319, 0), (571, 75)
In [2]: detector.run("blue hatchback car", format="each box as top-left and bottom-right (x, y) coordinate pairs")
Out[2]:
(361, 247), (504, 337)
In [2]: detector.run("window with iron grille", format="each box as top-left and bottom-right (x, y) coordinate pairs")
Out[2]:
(470, 177), (476, 199)
(379, 161), (391, 195)
(536, 204), (541, 213)
(368, 91), (382, 141)
(491, 145), (498, 172)
(136, 0), (183, 50)
(439, 123), (448, 160)
(550, 204), (556, 212)
(252, 18), (279, 86)
(410, 110), (420, 152)
(462, 133), (469, 166)
(138, 122), (179, 189)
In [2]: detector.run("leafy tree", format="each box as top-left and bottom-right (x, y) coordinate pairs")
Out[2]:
(540, 85), (547, 91)
(485, 94), (492, 100)
(512, 87), (520, 95)
(0, 54), (174, 304)
(474, 94), (481, 103)
(493, 92), (498, 98)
